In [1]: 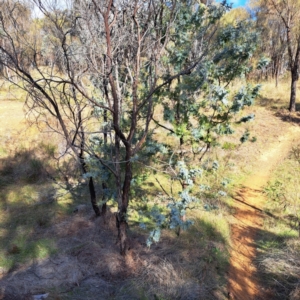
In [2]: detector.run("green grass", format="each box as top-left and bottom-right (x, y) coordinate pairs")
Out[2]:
(3, 238), (57, 268)
(263, 152), (300, 237)
(0, 140), (90, 272)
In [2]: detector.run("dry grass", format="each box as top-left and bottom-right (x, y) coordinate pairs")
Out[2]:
(0, 97), (232, 299)
(256, 238), (300, 299)
(257, 79), (291, 110)
(255, 140), (300, 299)
(0, 79), (300, 299)
(0, 101), (226, 299)
(0, 208), (230, 300)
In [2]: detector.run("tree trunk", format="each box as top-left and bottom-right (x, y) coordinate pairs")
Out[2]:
(101, 182), (107, 215)
(79, 152), (101, 217)
(116, 207), (129, 255)
(289, 69), (298, 112)
(101, 108), (108, 216)
(88, 176), (101, 216)
(286, 26), (300, 112)
(275, 59), (279, 88)
(0, 63), (4, 77)
(117, 150), (132, 255)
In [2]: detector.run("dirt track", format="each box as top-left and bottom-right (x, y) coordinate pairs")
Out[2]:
(228, 124), (300, 299)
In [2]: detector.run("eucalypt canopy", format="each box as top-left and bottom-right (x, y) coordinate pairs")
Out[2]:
(139, 4), (260, 247)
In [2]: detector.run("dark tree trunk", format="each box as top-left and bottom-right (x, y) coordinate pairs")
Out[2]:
(116, 207), (129, 255)
(289, 69), (298, 112)
(79, 150), (101, 217)
(101, 182), (107, 215)
(117, 149), (132, 255)
(88, 176), (101, 216)
(275, 58), (279, 88)
(0, 63), (4, 77)
(286, 28), (300, 112)
(101, 107), (108, 216)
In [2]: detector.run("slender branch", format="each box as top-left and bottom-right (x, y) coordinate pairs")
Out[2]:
(155, 178), (171, 198)
(152, 117), (175, 134)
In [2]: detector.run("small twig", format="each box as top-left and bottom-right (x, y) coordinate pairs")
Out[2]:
(155, 178), (170, 198)
(152, 117), (175, 133)
(273, 277), (287, 289)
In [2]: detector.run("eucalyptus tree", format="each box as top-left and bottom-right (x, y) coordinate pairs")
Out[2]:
(0, 0), (32, 80)
(0, 0), (260, 255)
(70, 0), (260, 252)
(144, 16), (260, 245)
(260, 0), (300, 111)
(249, 0), (287, 84)
(65, 0), (233, 254)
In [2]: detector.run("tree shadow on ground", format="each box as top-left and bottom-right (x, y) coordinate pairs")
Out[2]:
(274, 109), (300, 125)
(0, 147), (240, 299)
(0, 214), (231, 300)
(0, 148), (94, 298)
(254, 226), (300, 300)
(232, 187), (300, 234)
(227, 184), (300, 300)
(258, 92), (300, 125)
(258, 96), (288, 110)
(227, 221), (300, 300)
(0, 192), (231, 300)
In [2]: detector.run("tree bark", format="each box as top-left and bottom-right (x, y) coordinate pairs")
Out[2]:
(101, 107), (108, 216)
(117, 149), (132, 255)
(286, 24), (300, 112)
(101, 182), (107, 215)
(289, 69), (298, 112)
(275, 57), (279, 87)
(116, 208), (129, 255)
(79, 150), (101, 217)
(88, 176), (101, 216)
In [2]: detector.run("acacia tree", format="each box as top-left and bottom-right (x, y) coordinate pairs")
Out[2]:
(70, 0), (260, 252)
